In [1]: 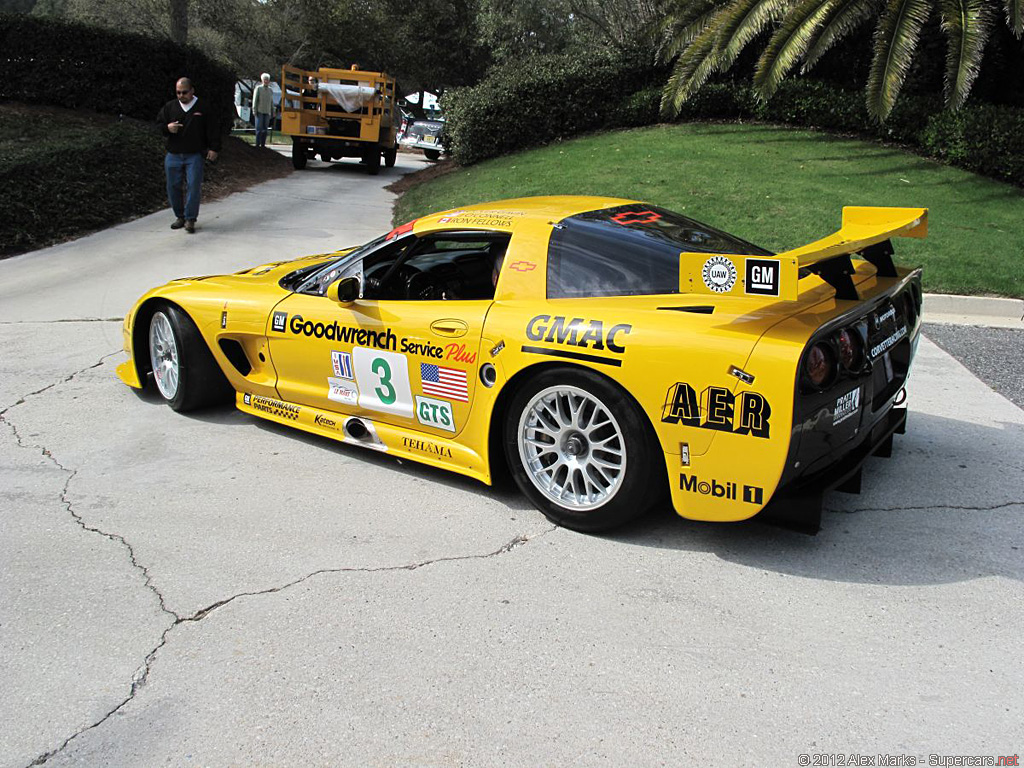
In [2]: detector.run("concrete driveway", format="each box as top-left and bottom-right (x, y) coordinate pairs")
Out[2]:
(1, 157), (1021, 767)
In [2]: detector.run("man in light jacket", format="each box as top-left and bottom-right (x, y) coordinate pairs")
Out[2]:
(252, 73), (275, 149)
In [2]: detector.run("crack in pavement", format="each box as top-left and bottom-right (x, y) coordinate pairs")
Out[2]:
(7, 348), (560, 766)
(0, 350), (122, 416)
(832, 501), (1024, 515)
(25, 525), (558, 767)
(0, 318), (122, 325)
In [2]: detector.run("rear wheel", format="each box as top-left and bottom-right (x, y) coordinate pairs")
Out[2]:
(504, 368), (661, 532)
(384, 145), (398, 167)
(291, 144), (307, 170)
(148, 304), (233, 412)
(423, 148), (441, 161)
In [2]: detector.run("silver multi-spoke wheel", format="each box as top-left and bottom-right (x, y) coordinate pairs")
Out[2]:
(517, 385), (627, 511)
(149, 311), (180, 400)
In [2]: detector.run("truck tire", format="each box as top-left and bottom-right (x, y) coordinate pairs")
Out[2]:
(291, 143), (307, 170)
(366, 150), (381, 175)
(384, 146), (398, 168)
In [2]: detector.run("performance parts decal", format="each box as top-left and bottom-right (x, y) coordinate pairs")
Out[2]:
(243, 393), (300, 421)
(662, 383), (771, 438)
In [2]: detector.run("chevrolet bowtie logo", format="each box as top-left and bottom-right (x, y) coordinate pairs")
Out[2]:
(509, 261), (536, 272)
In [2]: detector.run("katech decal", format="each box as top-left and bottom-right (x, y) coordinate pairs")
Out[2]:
(702, 256), (737, 293)
(272, 312), (287, 333)
(661, 383), (771, 438)
(327, 377), (359, 405)
(744, 258), (781, 297)
(400, 338), (444, 359)
(445, 343), (476, 364)
(248, 395), (300, 421)
(314, 413), (338, 429)
(525, 315), (632, 354)
(402, 436), (453, 458)
(415, 396), (456, 432)
(331, 350), (353, 379)
(420, 363), (468, 402)
(680, 474), (763, 504)
(289, 315), (397, 350)
(833, 387), (861, 426)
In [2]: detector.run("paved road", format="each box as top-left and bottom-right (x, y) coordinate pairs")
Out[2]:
(1, 162), (1022, 767)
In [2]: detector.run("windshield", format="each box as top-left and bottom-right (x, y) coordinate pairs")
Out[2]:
(289, 233), (389, 296)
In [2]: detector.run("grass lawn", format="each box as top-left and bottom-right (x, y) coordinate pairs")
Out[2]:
(394, 123), (1024, 298)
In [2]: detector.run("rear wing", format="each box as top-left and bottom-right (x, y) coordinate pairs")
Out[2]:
(679, 206), (928, 301)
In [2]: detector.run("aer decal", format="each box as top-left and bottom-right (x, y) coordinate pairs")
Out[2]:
(661, 383), (771, 438)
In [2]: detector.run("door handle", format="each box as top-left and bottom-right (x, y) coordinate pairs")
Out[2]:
(430, 319), (468, 337)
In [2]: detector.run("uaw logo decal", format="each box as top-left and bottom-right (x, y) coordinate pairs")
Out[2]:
(702, 256), (737, 293)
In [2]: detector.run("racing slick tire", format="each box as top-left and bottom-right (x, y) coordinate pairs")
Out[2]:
(148, 304), (234, 413)
(384, 146), (398, 168)
(504, 367), (662, 532)
(423, 148), (441, 161)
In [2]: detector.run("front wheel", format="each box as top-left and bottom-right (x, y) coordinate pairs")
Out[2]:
(423, 148), (441, 161)
(504, 368), (662, 532)
(148, 304), (233, 412)
(384, 145), (397, 167)
(291, 147), (307, 170)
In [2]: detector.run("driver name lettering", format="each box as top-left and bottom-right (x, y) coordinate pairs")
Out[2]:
(289, 315), (396, 351)
(525, 315), (632, 354)
(661, 382), (771, 438)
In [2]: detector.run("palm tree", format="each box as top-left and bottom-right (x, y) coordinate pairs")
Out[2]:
(658, 0), (1024, 120)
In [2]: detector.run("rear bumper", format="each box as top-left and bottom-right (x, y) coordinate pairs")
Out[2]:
(759, 403), (908, 534)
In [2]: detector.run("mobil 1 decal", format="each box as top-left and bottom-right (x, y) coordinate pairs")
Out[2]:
(662, 382), (771, 438)
(352, 347), (413, 418)
(744, 258), (781, 297)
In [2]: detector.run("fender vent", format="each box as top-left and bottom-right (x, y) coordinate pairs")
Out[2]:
(218, 339), (252, 376)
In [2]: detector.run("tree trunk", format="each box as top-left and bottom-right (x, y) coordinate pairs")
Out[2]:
(169, 0), (188, 45)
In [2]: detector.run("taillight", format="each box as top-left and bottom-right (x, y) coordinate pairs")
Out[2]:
(836, 327), (863, 371)
(805, 342), (836, 390)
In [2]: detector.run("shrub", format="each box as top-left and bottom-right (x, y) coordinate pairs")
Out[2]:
(0, 118), (166, 254)
(442, 51), (664, 165)
(920, 104), (1024, 184)
(0, 13), (235, 126)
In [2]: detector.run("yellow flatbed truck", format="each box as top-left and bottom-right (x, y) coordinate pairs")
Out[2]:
(281, 65), (399, 174)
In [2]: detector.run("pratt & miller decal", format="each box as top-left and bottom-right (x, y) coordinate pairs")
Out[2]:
(662, 383), (771, 438)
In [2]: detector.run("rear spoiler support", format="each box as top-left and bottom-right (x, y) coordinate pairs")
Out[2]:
(806, 253), (857, 300)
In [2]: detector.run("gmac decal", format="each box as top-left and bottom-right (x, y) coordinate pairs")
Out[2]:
(525, 316), (632, 353)
(662, 383), (771, 438)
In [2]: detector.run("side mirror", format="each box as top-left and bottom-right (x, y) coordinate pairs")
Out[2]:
(327, 276), (360, 304)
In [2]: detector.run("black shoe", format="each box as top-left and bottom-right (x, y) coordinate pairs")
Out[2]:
(185, 220), (196, 233)
(171, 218), (185, 230)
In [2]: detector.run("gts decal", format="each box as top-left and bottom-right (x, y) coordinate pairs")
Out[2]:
(662, 383), (771, 438)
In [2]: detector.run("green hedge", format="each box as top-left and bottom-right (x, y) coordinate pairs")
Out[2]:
(443, 52), (1024, 186)
(0, 119), (167, 255)
(442, 51), (665, 165)
(0, 14), (235, 125)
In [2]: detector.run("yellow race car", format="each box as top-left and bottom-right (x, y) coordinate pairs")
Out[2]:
(118, 197), (925, 533)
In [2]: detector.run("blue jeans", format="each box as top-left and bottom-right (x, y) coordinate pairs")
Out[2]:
(254, 112), (271, 147)
(165, 152), (204, 221)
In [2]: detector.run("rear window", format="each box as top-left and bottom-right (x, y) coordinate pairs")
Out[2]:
(547, 204), (771, 298)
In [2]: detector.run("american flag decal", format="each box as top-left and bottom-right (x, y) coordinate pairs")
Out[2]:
(420, 363), (468, 402)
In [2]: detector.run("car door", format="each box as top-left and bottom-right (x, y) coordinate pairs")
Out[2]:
(268, 230), (510, 438)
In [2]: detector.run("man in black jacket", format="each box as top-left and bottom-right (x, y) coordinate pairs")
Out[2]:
(155, 77), (221, 233)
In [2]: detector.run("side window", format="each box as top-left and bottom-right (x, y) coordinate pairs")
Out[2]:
(365, 233), (510, 301)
